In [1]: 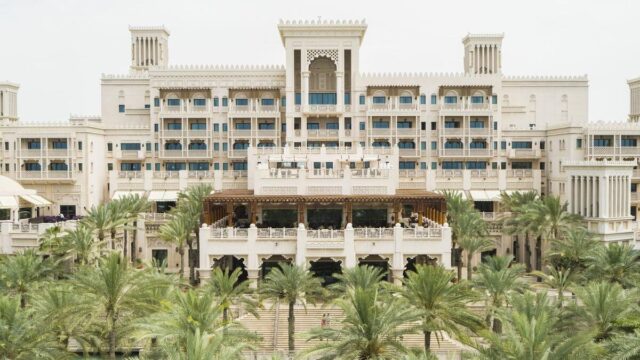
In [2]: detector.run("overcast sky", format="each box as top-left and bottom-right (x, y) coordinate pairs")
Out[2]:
(0, 0), (638, 122)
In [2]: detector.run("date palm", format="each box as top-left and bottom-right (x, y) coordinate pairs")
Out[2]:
(444, 190), (475, 280)
(158, 213), (191, 278)
(330, 264), (386, 294)
(72, 252), (171, 359)
(474, 255), (528, 332)
(305, 286), (418, 360)
(401, 264), (483, 353)
(63, 224), (102, 266)
(585, 243), (640, 288)
(521, 195), (582, 245)
(259, 262), (324, 353)
(547, 228), (601, 273)
(106, 199), (128, 251)
(207, 267), (259, 325)
(83, 204), (115, 251)
(604, 329), (640, 360)
(160, 328), (251, 360)
(0, 249), (53, 307)
(455, 210), (494, 280)
(119, 194), (151, 262)
(500, 191), (538, 270)
(530, 265), (575, 308)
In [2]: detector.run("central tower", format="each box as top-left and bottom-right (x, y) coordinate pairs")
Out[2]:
(462, 33), (504, 75)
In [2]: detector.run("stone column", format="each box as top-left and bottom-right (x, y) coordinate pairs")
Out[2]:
(344, 223), (356, 268)
(336, 71), (344, 112)
(226, 203), (234, 227)
(392, 223), (404, 285)
(247, 224), (259, 288)
(198, 224), (212, 279)
(296, 223), (307, 266)
(302, 71), (310, 112)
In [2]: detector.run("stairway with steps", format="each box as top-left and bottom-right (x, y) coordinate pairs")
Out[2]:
(238, 302), (470, 359)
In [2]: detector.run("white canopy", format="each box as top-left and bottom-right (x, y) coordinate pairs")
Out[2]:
(19, 194), (52, 206)
(0, 196), (19, 208)
(111, 191), (146, 200)
(469, 190), (502, 201)
(148, 191), (179, 202)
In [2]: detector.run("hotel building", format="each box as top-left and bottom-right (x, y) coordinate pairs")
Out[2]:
(0, 20), (638, 283)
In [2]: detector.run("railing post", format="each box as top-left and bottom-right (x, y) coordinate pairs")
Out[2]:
(198, 223), (212, 279)
(247, 224), (259, 289)
(392, 223), (404, 285)
(344, 223), (356, 268)
(441, 224), (452, 269)
(296, 223), (306, 266)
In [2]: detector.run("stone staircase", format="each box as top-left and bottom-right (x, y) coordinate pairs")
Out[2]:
(238, 302), (469, 359)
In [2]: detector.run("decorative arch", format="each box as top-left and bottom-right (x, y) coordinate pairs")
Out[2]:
(306, 49), (339, 65)
(399, 90), (415, 98)
(373, 90), (387, 98)
(472, 90), (486, 97)
(445, 90), (458, 98)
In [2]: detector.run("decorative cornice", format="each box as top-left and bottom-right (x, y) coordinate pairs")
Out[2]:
(278, 19), (366, 26)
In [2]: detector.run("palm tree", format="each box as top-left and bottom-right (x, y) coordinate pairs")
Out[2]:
(62, 224), (102, 266)
(474, 255), (527, 332)
(530, 265), (575, 308)
(401, 264), (483, 353)
(0, 295), (68, 359)
(106, 199), (128, 251)
(455, 210), (494, 280)
(158, 213), (191, 278)
(39, 225), (65, 257)
(329, 264), (386, 293)
(444, 190), (475, 280)
(119, 194), (151, 263)
(83, 204), (115, 250)
(207, 267), (259, 325)
(547, 228), (601, 273)
(474, 291), (593, 360)
(72, 252), (171, 359)
(585, 243), (640, 288)
(0, 249), (53, 307)
(304, 286), (418, 360)
(569, 281), (640, 342)
(174, 184), (212, 284)
(160, 328), (251, 360)
(604, 329), (640, 360)
(500, 191), (538, 270)
(259, 262), (324, 353)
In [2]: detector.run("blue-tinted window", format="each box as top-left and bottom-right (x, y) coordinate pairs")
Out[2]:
(167, 121), (181, 130)
(222, 124), (228, 132)
(120, 163), (140, 171)
(188, 142), (206, 150)
(431, 141), (437, 150)
(295, 93), (301, 105)
(501, 141), (507, 150)
(49, 162), (68, 170)
(194, 98), (206, 106)
(213, 97), (219, 107)
(222, 163), (229, 171)
(621, 138), (636, 147)
(326, 122), (338, 130)
(222, 143), (228, 151)
(420, 95), (426, 104)
(121, 143), (141, 150)
(397, 121), (412, 129)
(445, 141), (463, 149)
(470, 119), (485, 128)
(222, 97), (228, 107)
(593, 138), (611, 147)
(233, 142), (249, 150)
(257, 142), (275, 148)
(167, 99), (180, 106)
(399, 96), (412, 104)
(146, 163), (152, 171)
(512, 162), (533, 169)
(344, 93), (351, 105)
(25, 163), (41, 171)
(421, 142), (427, 150)
(259, 123), (275, 130)
(576, 138), (583, 148)
(213, 124), (219, 132)
(107, 143), (113, 151)
(431, 162), (437, 170)
(444, 96), (457, 104)
(164, 142), (182, 150)
(359, 122), (365, 131)
(236, 98), (249, 106)
(492, 95), (497, 104)
(444, 121), (460, 128)
(166, 162), (186, 171)
(190, 122), (206, 130)
(309, 93), (337, 105)
(431, 95), (437, 104)
(144, 104), (150, 109)
(313, 162), (321, 169)
(27, 140), (41, 149)
(359, 95), (365, 105)
(51, 140), (67, 149)
(281, 96), (286, 106)
(188, 162), (209, 171)
(214, 163), (220, 170)
(512, 141), (532, 149)
(493, 122), (498, 131)
(469, 141), (487, 149)
(261, 98), (274, 106)
(78, 141), (83, 150)
(154, 124), (159, 132)
(155, 163), (160, 171)
(398, 141), (415, 149)
(154, 143), (158, 151)
(213, 143), (219, 151)
(154, 97), (160, 107)
(326, 162), (334, 169)
(466, 161), (487, 169)
(118, 104), (125, 113)
(442, 161), (464, 169)
(420, 162), (427, 170)
(307, 123), (320, 130)
(399, 161), (416, 169)
(372, 141), (390, 148)
(471, 96), (484, 104)
(372, 96), (386, 104)
(372, 120), (389, 129)
(234, 122), (250, 130)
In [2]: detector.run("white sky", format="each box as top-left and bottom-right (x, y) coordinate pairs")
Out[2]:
(0, 0), (638, 122)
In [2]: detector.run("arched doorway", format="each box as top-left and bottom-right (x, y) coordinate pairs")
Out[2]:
(403, 255), (437, 278)
(358, 255), (390, 281)
(260, 255), (292, 279)
(212, 255), (248, 284)
(309, 257), (342, 287)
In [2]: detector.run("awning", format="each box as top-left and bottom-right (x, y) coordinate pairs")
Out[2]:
(0, 196), (18, 208)
(436, 190), (468, 200)
(19, 194), (51, 206)
(112, 191), (145, 200)
(469, 190), (501, 202)
(148, 191), (178, 202)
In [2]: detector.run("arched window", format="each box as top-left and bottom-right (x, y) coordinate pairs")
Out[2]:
(399, 91), (413, 104)
(444, 141), (463, 149)
(469, 140), (487, 149)
(471, 90), (485, 104)
(398, 141), (415, 149)
(444, 91), (458, 104)
(257, 142), (275, 148)
(188, 142), (207, 150)
(372, 90), (386, 104)
(372, 140), (390, 148)
(233, 142), (249, 150)
(165, 142), (182, 150)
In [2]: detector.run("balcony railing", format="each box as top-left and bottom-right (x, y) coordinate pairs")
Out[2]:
(399, 148), (419, 157)
(162, 130), (183, 138)
(469, 127), (490, 136)
(187, 130), (209, 138)
(228, 149), (248, 158)
(307, 129), (339, 138)
(256, 129), (278, 137)
(370, 128), (392, 136)
(396, 128), (418, 136)
(230, 129), (252, 138)
(19, 149), (43, 157)
(187, 150), (209, 157)
(443, 128), (463, 136)
(162, 150), (184, 157)
(47, 149), (69, 157)
(468, 148), (492, 157)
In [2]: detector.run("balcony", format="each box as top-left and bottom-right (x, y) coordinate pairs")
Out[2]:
(256, 129), (278, 137)
(162, 150), (184, 158)
(230, 129), (252, 138)
(619, 147), (640, 156)
(508, 148), (540, 159)
(307, 129), (339, 138)
(187, 130), (209, 138)
(399, 148), (419, 157)
(305, 104), (337, 113)
(162, 129), (183, 138)
(119, 150), (145, 160)
(370, 128), (392, 136)
(590, 146), (614, 156)
(17, 170), (74, 182)
(47, 149), (70, 157)
(396, 128), (418, 137)
(468, 127), (490, 136)
(443, 128), (463, 136)
(468, 148), (492, 157)
(228, 149), (248, 158)
(439, 102), (492, 114)
(186, 150), (209, 158)
(160, 102), (212, 116)
(19, 149), (43, 157)
(440, 149), (464, 157)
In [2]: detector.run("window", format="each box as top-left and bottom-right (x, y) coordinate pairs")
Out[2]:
(51, 140), (67, 149)
(307, 123), (320, 130)
(233, 142), (249, 150)
(313, 162), (321, 169)
(281, 96), (286, 106)
(107, 163), (113, 171)
(621, 138), (637, 147)
(421, 142), (426, 150)
(420, 162), (427, 170)
(25, 163), (41, 171)
(444, 120), (460, 128)
(146, 163), (152, 171)
(144, 104), (150, 109)
(431, 162), (437, 170)
(399, 161), (416, 169)
(193, 98), (206, 106)
(431, 94), (437, 104)
(469, 119), (485, 128)
(471, 96), (484, 104)
(359, 122), (365, 131)
(397, 120), (412, 129)
(469, 141), (487, 149)
(121, 143), (141, 151)
(4, 142), (8, 151)
(359, 95), (365, 105)
(188, 162), (209, 171)
(59, 205), (76, 219)
(164, 142), (182, 150)
(236, 98), (249, 106)
(232, 162), (247, 171)
(213, 124), (219, 132)
(345, 118), (352, 130)
(214, 163), (220, 170)
(540, 141), (545, 150)
(372, 141), (390, 148)
(213, 97), (219, 107)
(78, 163), (83, 172)
(120, 162), (141, 171)
(190, 122), (206, 130)
(344, 93), (351, 105)
(326, 162), (334, 169)
(372, 96), (386, 104)
(154, 97), (160, 107)
(593, 138), (611, 147)
(398, 141), (415, 149)
(78, 141), (82, 150)
(27, 140), (41, 149)
(540, 162), (545, 170)
(222, 124), (228, 132)
(309, 93), (337, 105)
(420, 95), (426, 104)
(512, 141), (533, 149)
(154, 123), (159, 132)
(632, 183), (638, 192)
(444, 96), (457, 104)
(213, 143), (219, 151)
(492, 95), (497, 104)
(493, 122), (498, 131)
(222, 163), (229, 171)
(257, 142), (275, 148)
(154, 143), (158, 151)
(442, 161), (464, 169)
(501, 141), (507, 150)
(167, 121), (181, 130)
(326, 122), (338, 130)
(222, 143), (228, 151)
(576, 138), (583, 148)
(295, 93), (301, 105)
(399, 96), (412, 104)
(155, 163), (160, 171)
(511, 162), (533, 169)
(188, 142), (207, 150)
(493, 141), (497, 150)
(258, 123), (275, 130)
(167, 99), (180, 106)
(431, 141), (437, 150)
(118, 104), (125, 113)
(165, 163), (186, 171)
(431, 122), (436, 130)
(49, 162), (68, 171)
(466, 161), (487, 169)
(372, 120), (389, 129)
(152, 249), (168, 266)
(444, 141), (463, 149)
(261, 98), (274, 106)
(222, 97), (228, 107)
